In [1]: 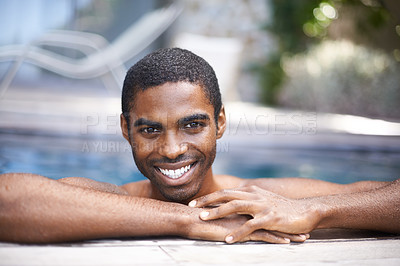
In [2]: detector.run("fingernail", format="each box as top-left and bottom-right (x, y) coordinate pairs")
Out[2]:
(300, 234), (306, 240)
(225, 235), (234, 243)
(188, 200), (196, 207)
(200, 211), (209, 219)
(284, 238), (290, 243)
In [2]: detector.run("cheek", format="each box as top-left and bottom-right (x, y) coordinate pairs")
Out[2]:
(131, 138), (160, 157)
(184, 131), (217, 152)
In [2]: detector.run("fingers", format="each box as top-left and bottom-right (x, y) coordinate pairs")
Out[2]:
(226, 230), (292, 244)
(224, 217), (265, 243)
(228, 231), (309, 244)
(225, 226), (310, 244)
(222, 218), (309, 244)
(189, 189), (252, 208)
(198, 200), (253, 221)
(234, 230), (291, 244)
(272, 231), (310, 243)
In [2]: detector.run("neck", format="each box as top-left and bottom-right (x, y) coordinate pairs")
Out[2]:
(195, 167), (220, 198)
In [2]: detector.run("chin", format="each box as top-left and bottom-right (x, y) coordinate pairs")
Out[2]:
(160, 185), (200, 204)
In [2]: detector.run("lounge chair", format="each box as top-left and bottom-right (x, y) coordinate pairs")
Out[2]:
(0, 4), (182, 98)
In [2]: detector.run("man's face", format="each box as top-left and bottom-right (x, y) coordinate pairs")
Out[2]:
(121, 81), (225, 203)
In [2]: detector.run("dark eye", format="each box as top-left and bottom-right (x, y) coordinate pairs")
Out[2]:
(185, 122), (200, 129)
(141, 127), (160, 134)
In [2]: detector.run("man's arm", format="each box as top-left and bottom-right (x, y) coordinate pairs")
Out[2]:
(190, 179), (400, 243)
(0, 173), (189, 243)
(246, 177), (389, 199)
(0, 173), (305, 244)
(308, 178), (400, 232)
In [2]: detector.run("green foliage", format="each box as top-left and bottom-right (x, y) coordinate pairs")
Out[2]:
(266, 0), (321, 53)
(257, 0), (392, 106)
(258, 0), (322, 105)
(258, 53), (284, 105)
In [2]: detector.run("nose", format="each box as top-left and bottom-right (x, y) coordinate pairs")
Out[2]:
(158, 131), (188, 159)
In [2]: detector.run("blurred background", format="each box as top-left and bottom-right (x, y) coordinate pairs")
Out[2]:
(0, 0), (399, 184)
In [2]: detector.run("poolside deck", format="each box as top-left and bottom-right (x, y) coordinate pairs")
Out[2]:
(1, 230), (399, 265)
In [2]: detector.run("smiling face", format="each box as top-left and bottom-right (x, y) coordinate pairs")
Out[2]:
(121, 81), (226, 203)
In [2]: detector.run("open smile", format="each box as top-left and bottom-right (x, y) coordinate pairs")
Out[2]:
(155, 162), (197, 184)
(158, 163), (194, 179)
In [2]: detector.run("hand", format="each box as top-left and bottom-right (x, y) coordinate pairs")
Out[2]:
(182, 206), (309, 244)
(189, 186), (320, 243)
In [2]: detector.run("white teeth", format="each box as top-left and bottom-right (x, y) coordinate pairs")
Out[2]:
(159, 164), (192, 179)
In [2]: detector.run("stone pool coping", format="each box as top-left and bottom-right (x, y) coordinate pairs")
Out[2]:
(1, 230), (399, 265)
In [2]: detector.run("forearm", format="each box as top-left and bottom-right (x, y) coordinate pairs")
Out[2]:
(0, 173), (187, 243)
(250, 177), (388, 199)
(309, 179), (400, 233)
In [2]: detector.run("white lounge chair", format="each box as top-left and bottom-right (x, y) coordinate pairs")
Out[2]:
(0, 4), (182, 98)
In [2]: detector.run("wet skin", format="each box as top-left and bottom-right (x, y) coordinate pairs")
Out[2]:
(121, 81), (226, 204)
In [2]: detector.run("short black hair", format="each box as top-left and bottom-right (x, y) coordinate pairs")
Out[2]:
(121, 48), (222, 125)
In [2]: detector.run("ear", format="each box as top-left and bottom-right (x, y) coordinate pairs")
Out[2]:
(216, 105), (226, 139)
(120, 113), (131, 143)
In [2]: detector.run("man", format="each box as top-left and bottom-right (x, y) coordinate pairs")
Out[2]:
(0, 48), (399, 244)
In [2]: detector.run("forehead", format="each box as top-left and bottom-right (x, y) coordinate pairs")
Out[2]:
(131, 82), (214, 121)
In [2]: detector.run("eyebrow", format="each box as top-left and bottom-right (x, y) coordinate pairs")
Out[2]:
(178, 113), (210, 125)
(133, 118), (162, 128)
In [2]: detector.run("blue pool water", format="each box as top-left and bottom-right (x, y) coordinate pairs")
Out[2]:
(0, 132), (399, 185)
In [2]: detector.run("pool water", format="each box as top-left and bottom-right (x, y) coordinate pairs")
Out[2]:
(0, 132), (399, 185)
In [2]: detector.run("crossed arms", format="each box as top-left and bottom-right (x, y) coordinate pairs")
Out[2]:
(0, 173), (399, 244)
(0, 173), (299, 243)
(191, 179), (400, 243)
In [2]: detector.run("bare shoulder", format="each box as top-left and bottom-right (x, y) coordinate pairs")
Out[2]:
(238, 177), (335, 198)
(214, 174), (284, 190)
(120, 180), (151, 197)
(59, 176), (130, 195)
(215, 174), (246, 189)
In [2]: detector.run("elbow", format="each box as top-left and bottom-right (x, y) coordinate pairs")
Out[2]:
(0, 190), (16, 242)
(0, 173), (20, 207)
(0, 172), (36, 201)
(0, 173), (25, 242)
(0, 173), (50, 243)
